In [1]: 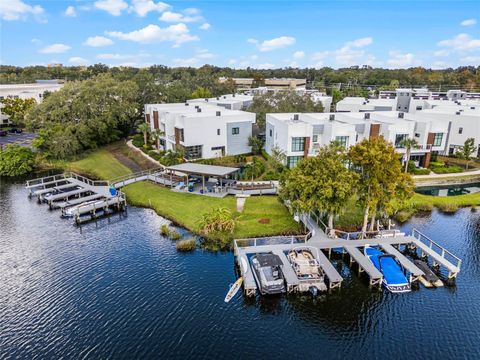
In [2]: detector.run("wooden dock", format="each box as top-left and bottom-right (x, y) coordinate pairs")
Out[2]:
(26, 172), (127, 224)
(234, 212), (462, 297)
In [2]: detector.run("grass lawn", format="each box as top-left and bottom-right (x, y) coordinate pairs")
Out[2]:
(410, 192), (480, 208)
(66, 148), (132, 180)
(122, 181), (302, 240)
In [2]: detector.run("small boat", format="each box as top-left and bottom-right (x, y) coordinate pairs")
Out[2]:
(250, 253), (286, 295)
(414, 260), (444, 288)
(62, 199), (105, 218)
(287, 247), (327, 294)
(224, 277), (243, 303)
(364, 246), (411, 293)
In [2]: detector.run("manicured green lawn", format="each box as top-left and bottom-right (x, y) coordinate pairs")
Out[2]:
(122, 181), (302, 240)
(410, 192), (480, 208)
(66, 149), (132, 180)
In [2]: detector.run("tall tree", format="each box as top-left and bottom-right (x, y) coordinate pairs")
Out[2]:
(0, 97), (36, 125)
(280, 142), (358, 232)
(459, 137), (477, 170)
(150, 129), (165, 150)
(248, 90), (324, 130)
(349, 137), (413, 233)
(137, 123), (151, 146)
(399, 137), (419, 173)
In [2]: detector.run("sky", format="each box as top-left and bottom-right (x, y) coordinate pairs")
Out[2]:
(0, 0), (479, 69)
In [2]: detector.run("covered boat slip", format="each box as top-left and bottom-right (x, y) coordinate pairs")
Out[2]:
(234, 213), (462, 296)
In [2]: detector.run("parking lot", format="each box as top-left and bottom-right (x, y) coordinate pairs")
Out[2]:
(0, 131), (37, 148)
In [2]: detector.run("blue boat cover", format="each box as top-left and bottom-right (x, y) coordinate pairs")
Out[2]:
(365, 247), (408, 285)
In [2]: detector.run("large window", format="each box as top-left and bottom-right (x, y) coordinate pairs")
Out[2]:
(335, 136), (349, 148)
(312, 135), (318, 143)
(433, 133), (443, 147)
(395, 134), (408, 148)
(232, 127), (239, 135)
(184, 145), (203, 160)
(287, 156), (303, 168)
(291, 137), (305, 152)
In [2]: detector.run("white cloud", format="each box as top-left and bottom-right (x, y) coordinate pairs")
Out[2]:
(387, 51), (415, 68)
(199, 23), (210, 30)
(196, 49), (214, 59)
(433, 50), (450, 57)
(461, 55), (480, 64)
(129, 0), (169, 17)
(341, 37), (373, 49)
(69, 57), (89, 65)
(309, 37), (375, 68)
(97, 53), (151, 60)
(431, 61), (448, 69)
(183, 8), (200, 15)
(293, 51), (305, 59)
(159, 10), (202, 23)
(64, 6), (76, 17)
(438, 33), (480, 51)
(94, 0), (128, 16)
(228, 59), (237, 65)
(106, 23), (198, 46)
(39, 43), (71, 54)
(84, 36), (114, 47)
(0, 0), (45, 21)
(256, 63), (275, 69)
(461, 19), (477, 26)
(256, 36), (295, 52)
(173, 57), (199, 67)
(312, 51), (328, 61)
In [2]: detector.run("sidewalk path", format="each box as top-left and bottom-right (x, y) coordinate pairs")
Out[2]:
(413, 169), (480, 180)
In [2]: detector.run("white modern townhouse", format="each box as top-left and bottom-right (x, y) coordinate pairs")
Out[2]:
(337, 88), (480, 113)
(186, 93), (253, 110)
(265, 109), (454, 168)
(143, 103), (256, 160)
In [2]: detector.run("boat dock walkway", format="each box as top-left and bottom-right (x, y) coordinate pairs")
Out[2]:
(234, 212), (462, 296)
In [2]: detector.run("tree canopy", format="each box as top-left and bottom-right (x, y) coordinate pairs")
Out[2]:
(0, 97), (36, 125)
(27, 74), (139, 159)
(0, 145), (36, 176)
(248, 90), (324, 129)
(280, 142), (358, 231)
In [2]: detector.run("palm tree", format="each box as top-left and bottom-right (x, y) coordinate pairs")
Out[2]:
(243, 158), (265, 184)
(137, 123), (151, 146)
(400, 137), (419, 173)
(150, 129), (165, 150)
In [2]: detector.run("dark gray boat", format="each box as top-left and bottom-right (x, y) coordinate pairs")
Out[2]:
(250, 253), (286, 295)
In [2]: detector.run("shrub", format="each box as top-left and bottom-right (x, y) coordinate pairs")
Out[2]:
(413, 168), (431, 175)
(437, 203), (458, 213)
(176, 239), (196, 252)
(415, 203), (434, 212)
(431, 165), (463, 174)
(169, 230), (182, 240)
(0, 145), (36, 176)
(132, 134), (144, 148)
(160, 224), (170, 236)
(198, 207), (236, 235)
(429, 161), (445, 168)
(395, 210), (414, 223)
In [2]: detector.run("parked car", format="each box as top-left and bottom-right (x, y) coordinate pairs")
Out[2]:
(0, 130), (7, 137)
(9, 128), (23, 134)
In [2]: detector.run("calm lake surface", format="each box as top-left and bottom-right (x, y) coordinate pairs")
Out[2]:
(1, 179), (480, 359)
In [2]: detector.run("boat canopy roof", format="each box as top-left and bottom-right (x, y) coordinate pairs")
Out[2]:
(255, 253), (283, 267)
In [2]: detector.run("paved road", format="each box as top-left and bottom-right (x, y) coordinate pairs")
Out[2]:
(0, 132), (37, 147)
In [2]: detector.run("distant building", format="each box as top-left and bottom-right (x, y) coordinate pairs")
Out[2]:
(187, 93), (253, 110)
(0, 80), (64, 125)
(220, 77), (307, 91)
(144, 103), (255, 160)
(337, 88), (480, 113)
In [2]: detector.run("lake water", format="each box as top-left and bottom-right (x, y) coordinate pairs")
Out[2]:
(1, 179), (480, 359)
(416, 182), (480, 196)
